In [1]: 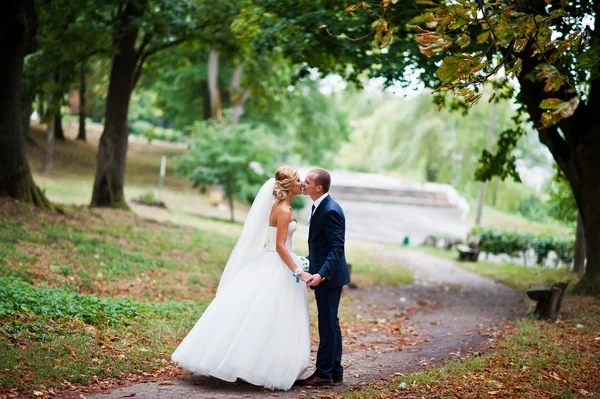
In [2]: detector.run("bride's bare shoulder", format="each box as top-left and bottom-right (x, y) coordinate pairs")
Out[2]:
(269, 202), (292, 225)
(272, 202), (292, 216)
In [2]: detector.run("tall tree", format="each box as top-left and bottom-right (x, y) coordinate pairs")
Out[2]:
(77, 64), (87, 141)
(402, 0), (599, 294)
(90, 0), (222, 208)
(256, 0), (599, 293)
(0, 0), (51, 206)
(90, 0), (148, 208)
(54, 108), (65, 140)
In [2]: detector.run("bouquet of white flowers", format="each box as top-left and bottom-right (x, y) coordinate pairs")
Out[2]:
(299, 256), (310, 273)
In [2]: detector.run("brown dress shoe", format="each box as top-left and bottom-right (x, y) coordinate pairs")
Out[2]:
(332, 374), (343, 383)
(294, 373), (333, 386)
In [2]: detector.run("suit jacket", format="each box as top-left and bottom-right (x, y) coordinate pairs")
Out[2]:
(308, 195), (350, 290)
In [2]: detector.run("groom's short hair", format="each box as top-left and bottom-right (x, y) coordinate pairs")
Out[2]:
(309, 168), (331, 193)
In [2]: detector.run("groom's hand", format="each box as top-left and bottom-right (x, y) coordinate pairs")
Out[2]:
(299, 272), (312, 283)
(308, 274), (323, 287)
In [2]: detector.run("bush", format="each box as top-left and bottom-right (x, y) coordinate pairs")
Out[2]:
(516, 194), (549, 222)
(130, 120), (154, 136)
(130, 120), (184, 143)
(134, 192), (156, 206)
(291, 195), (306, 210)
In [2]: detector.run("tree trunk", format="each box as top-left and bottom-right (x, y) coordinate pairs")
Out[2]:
(38, 93), (45, 122)
(229, 65), (250, 124)
(516, 41), (600, 295)
(54, 108), (64, 140)
(201, 81), (211, 120)
(208, 49), (223, 121)
(21, 92), (33, 140)
(44, 72), (55, 172)
(44, 113), (55, 172)
(569, 124), (600, 294)
(475, 105), (496, 226)
(228, 195), (234, 222)
(90, 1), (146, 209)
(492, 177), (499, 207)
(77, 64), (87, 141)
(573, 212), (585, 274)
(0, 0), (51, 207)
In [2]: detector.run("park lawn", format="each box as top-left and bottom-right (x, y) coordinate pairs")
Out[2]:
(337, 295), (600, 399)
(0, 200), (235, 304)
(0, 198), (413, 398)
(0, 199), (234, 397)
(414, 246), (578, 292)
(26, 124), (248, 223)
(0, 277), (199, 398)
(465, 204), (572, 237)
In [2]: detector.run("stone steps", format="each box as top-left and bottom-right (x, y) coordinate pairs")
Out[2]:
(331, 185), (459, 209)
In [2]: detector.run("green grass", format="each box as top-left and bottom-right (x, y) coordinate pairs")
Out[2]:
(0, 276), (201, 394)
(0, 197), (412, 397)
(346, 242), (414, 286)
(0, 203), (236, 303)
(0, 123), (416, 396)
(414, 246), (578, 291)
(466, 204), (572, 236)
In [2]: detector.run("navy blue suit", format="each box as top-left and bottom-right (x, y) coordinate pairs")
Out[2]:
(308, 195), (350, 380)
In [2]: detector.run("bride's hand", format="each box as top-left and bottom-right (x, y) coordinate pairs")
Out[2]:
(298, 272), (312, 283)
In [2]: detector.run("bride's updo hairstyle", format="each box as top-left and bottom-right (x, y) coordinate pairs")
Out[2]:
(273, 165), (297, 202)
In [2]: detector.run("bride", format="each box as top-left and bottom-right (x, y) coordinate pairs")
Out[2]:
(171, 166), (312, 391)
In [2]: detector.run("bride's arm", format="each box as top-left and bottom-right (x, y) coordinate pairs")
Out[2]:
(274, 207), (311, 282)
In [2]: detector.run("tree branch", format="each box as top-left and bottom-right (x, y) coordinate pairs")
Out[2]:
(230, 65), (244, 99)
(136, 32), (153, 62)
(232, 88), (251, 107)
(143, 37), (189, 58)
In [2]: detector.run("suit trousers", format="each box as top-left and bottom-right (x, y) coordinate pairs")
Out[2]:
(314, 287), (343, 379)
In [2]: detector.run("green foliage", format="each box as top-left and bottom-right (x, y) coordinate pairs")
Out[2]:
(246, 79), (351, 167)
(336, 89), (550, 216)
(547, 168), (578, 226)
(0, 276), (139, 325)
(291, 194), (306, 210)
(130, 120), (183, 143)
(133, 191), (157, 206)
(176, 121), (277, 221)
(0, 276), (201, 325)
(405, 0), (592, 126)
(471, 227), (575, 267)
(515, 194), (549, 222)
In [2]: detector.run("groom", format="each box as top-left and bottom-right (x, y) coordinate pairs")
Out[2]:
(297, 168), (350, 386)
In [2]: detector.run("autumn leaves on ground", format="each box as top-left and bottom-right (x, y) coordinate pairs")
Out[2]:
(1, 129), (598, 399)
(0, 200), (414, 398)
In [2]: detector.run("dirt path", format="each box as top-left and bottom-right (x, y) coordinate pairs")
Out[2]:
(73, 250), (526, 399)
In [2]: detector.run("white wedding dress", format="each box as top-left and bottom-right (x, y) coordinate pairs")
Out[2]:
(171, 221), (310, 391)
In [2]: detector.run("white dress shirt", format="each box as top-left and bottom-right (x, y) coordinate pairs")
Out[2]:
(312, 193), (329, 215)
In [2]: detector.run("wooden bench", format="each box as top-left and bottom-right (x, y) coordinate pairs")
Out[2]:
(526, 282), (569, 319)
(456, 244), (479, 261)
(456, 235), (482, 262)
